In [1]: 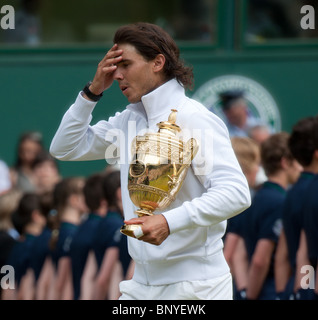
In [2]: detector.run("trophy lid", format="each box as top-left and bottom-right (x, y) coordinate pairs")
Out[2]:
(157, 109), (181, 135)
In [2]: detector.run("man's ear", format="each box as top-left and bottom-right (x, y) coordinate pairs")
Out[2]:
(153, 54), (165, 73)
(280, 156), (287, 170)
(280, 156), (292, 170)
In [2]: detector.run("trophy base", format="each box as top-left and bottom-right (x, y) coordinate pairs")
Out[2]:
(120, 208), (154, 238)
(120, 224), (143, 238)
(136, 208), (153, 217)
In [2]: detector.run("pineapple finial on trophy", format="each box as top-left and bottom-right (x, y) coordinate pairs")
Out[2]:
(168, 109), (177, 124)
(157, 109), (181, 135)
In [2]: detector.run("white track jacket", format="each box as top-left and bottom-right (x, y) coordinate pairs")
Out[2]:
(50, 79), (251, 285)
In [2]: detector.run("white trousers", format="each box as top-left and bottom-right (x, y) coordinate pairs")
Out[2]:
(118, 272), (233, 300)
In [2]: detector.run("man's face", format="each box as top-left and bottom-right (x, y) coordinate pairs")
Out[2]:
(113, 43), (164, 103)
(286, 159), (303, 185)
(224, 100), (248, 128)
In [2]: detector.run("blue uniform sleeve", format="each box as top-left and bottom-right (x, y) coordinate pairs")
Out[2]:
(258, 204), (283, 242)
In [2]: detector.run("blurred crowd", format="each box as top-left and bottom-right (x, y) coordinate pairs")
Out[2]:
(220, 91), (318, 300)
(0, 131), (133, 300)
(0, 91), (318, 300)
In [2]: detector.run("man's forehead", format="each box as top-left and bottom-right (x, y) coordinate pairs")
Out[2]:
(116, 43), (148, 62)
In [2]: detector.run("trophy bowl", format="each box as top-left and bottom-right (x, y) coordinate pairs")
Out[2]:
(120, 109), (198, 238)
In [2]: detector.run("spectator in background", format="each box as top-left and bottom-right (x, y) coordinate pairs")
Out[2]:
(240, 132), (302, 300)
(2, 193), (47, 300)
(27, 190), (55, 300)
(291, 116), (318, 300)
(275, 116), (318, 300)
(219, 90), (264, 138)
(224, 136), (261, 299)
(248, 124), (271, 188)
(298, 173), (318, 300)
(69, 172), (108, 300)
(0, 159), (12, 195)
(11, 131), (44, 193)
(32, 150), (61, 195)
(0, 189), (23, 299)
(49, 177), (87, 300)
(230, 136), (261, 196)
(92, 170), (131, 300)
(0, 188), (22, 241)
(248, 124), (271, 145)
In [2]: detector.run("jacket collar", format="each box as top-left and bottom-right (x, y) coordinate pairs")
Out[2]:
(126, 79), (186, 123)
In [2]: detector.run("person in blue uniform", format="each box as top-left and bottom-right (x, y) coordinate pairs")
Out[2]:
(27, 192), (52, 278)
(294, 116), (318, 300)
(223, 136), (262, 299)
(3, 193), (46, 300)
(0, 230), (17, 298)
(0, 188), (22, 299)
(69, 172), (108, 300)
(102, 170), (132, 280)
(29, 227), (52, 283)
(240, 132), (302, 300)
(49, 176), (86, 300)
(92, 170), (132, 300)
(295, 175), (318, 300)
(275, 116), (318, 300)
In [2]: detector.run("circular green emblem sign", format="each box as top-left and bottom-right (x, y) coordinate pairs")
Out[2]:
(192, 74), (281, 132)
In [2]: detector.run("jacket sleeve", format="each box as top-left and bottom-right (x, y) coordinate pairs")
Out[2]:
(50, 92), (121, 162)
(162, 108), (251, 234)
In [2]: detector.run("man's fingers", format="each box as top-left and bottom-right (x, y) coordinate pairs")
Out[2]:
(124, 217), (145, 225)
(110, 55), (123, 66)
(101, 65), (117, 73)
(99, 46), (123, 66)
(104, 52), (122, 64)
(98, 55), (122, 75)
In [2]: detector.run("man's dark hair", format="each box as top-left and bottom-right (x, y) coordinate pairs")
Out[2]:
(102, 170), (121, 210)
(113, 22), (194, 90)
(219, 90), (245, 111)
(288, 116), (318, 167)
(261, 132), (293, 176)
(83, 173), (105, 212)
(12, 193), (42, 235)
